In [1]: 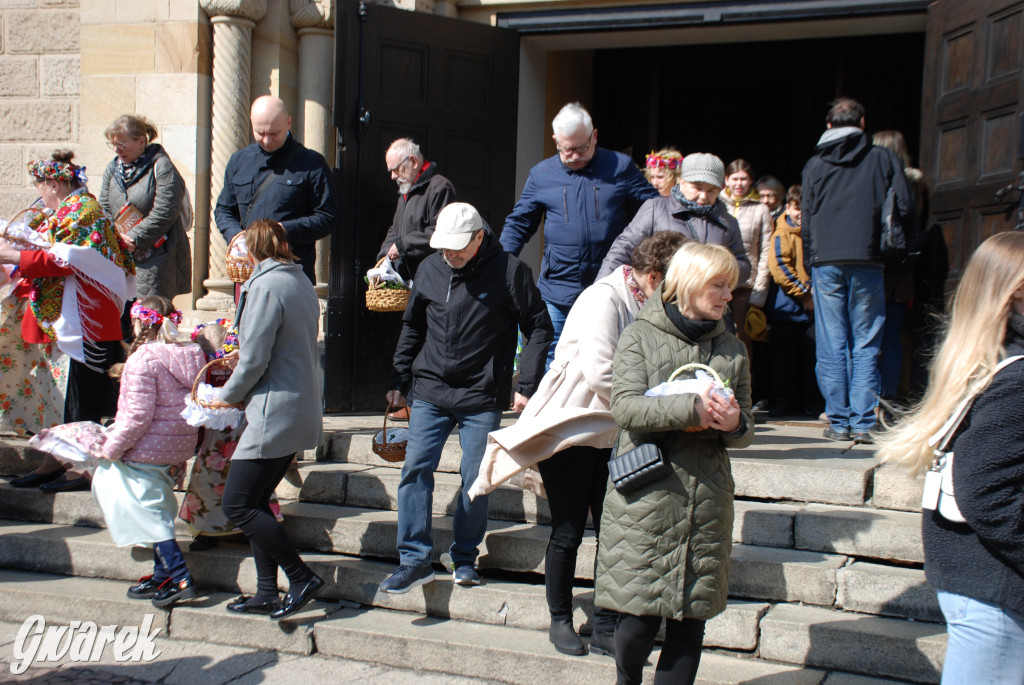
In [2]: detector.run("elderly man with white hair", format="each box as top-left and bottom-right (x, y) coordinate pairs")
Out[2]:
(215, 95), (337, 284)
(500, 102), (657, 367)
(377, 138), (456, 283)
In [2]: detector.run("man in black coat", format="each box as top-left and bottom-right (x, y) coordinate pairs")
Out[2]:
(801, 97), (914, 444)
(377, 137), (456, 283)
(215, 95), (337, 284)
(380, 202), (552, 595)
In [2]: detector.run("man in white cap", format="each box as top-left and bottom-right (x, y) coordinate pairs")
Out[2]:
(380, 202), (552, 594)
(597, 152), (751, 283)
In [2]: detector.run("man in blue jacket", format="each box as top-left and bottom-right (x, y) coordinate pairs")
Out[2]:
(215, 95), (337, 283)
(380, 202), (552, 595)
(500, 102), (657, 364)
(801, 98), (914, 444)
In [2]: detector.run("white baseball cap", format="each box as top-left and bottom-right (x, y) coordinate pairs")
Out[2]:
(430, 202), (483, 250)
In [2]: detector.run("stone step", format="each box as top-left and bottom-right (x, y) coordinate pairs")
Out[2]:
(0, 521), (766, 648)
(327, 423), (881, 507)
(0, 568), (926, 684)
(0, 619), (489, 685)
(872, 464), (924, 513)
(760, 603), (946, 683)
(2, 507), (935, 626)
(795, 504), (924, 564)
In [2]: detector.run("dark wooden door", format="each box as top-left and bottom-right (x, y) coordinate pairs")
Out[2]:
(326, 1), (519, 411)
(920, 0), (1024, 277)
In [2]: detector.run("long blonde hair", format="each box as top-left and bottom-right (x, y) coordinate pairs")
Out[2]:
(877, 231), (1024, 472)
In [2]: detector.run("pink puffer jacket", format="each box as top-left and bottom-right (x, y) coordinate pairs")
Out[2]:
(103, 342), (206, 465)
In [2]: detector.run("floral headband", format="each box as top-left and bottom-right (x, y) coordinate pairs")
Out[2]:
(130, 300), (182, 327)
(645, 153), (682, 170)
(191, 318), (238, 358)
(27, 160), (89, 186)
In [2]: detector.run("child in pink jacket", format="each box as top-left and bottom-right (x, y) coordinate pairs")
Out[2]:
(90, 295), (207, 608)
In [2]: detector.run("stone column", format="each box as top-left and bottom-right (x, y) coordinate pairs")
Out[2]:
(291, 0), (335, 298)
(197, 0), (268, 312)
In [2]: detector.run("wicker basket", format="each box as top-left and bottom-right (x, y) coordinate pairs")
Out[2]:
(226, 232), (254, 283)
(1, 207), (50, 250)
(371, 404), (408, 462)
(190, 357), (243, 409)
(365, 257), (410, 312)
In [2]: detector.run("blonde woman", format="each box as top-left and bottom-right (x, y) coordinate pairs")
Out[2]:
(644, 147), (682, 197)
(876, 231), (1024, 684)
(596, 241), (753, 685)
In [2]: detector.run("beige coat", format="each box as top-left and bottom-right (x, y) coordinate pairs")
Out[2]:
(470, 266), (642, 499)
(720, 189), (773, 305)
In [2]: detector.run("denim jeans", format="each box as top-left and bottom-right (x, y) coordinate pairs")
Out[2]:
(937, 590), (1024, 684)
(396, 400), (502, 568)
(811, 264), (885, 433)
(545, 301), (572, 371)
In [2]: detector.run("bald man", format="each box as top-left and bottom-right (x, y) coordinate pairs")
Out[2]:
(215, 95), (337, 283)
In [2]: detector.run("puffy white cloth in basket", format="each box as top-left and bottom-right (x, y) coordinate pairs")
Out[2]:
(181, 383), (246, 430)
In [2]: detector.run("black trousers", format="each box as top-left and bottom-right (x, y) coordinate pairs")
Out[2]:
(769, 320), (822, 414)
(222, 455), (312, 597)
(615, 612), (706, 685)
(537, 445), (618, 634)
(64, 340), (123, 424)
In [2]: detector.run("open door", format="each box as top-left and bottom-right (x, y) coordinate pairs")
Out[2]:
(326, 1), (519, 411)
(920, 0), (1024, 278)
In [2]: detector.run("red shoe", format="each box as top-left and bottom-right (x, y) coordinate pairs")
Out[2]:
(387, 406), (411, 421)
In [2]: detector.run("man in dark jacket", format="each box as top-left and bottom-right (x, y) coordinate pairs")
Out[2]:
(377, 138), (456, 282)
(801, 97), (914, 443)
(380, 202), (552, 595)
(500, 102), (656, 366)
(215, 95), (337, 283)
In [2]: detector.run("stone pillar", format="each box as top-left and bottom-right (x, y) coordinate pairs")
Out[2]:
(197, 0), (268, 312)
(291, 0), (335, 297)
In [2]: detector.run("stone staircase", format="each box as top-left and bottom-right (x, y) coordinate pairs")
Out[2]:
(0, 417), (945, 684)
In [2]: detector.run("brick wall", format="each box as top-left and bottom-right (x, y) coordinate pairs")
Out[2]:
(0, 0), (81, 220)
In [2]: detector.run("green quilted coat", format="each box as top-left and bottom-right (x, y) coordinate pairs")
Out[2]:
(595, 293), (753, 622)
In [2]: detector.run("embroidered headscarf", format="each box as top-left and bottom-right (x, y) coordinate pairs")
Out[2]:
(25, 159), (135, 344)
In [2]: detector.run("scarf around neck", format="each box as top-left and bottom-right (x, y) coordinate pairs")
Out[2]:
(672, 184), (716, 216)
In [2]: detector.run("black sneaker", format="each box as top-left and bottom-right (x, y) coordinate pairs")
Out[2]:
(378, 564), (434, 594)
(823, 427), (852, 442)
(851, 432), (875, 445)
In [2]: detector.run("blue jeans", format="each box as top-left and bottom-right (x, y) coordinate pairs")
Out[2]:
(937, 591), (1024, 684)
(811, 264), (885, 433)
(545, 301), (572, 371)
(396, 400), (502, 568)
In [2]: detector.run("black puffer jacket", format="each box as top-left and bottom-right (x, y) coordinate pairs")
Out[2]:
(390, 231), (553, 412)
(376, 162), (456, 281)
(801, 128), (915, 267)
(924, 315), (1024, 617)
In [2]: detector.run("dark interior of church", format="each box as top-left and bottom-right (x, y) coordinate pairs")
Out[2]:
(593, 31), (926, 187)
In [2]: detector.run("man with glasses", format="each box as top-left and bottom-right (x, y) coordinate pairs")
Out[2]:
(377, 138), (457, 283)
(500, 102), (657, 366)
(215, 95), (337, 284)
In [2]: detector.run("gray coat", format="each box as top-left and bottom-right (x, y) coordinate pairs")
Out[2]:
(99, 145), (192, 298)
(597, 195), (752, 284)
(220, 259), (323, 460)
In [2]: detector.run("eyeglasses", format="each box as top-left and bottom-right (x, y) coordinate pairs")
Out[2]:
(388, 156), (412, 174)
(555, 132), (593, 157)
(106, 140), (138, 152)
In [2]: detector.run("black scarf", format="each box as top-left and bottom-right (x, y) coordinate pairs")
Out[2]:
(664, 297), (718, 341)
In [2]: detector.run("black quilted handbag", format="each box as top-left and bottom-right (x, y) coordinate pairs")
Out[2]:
(608, 441), (672, 493)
